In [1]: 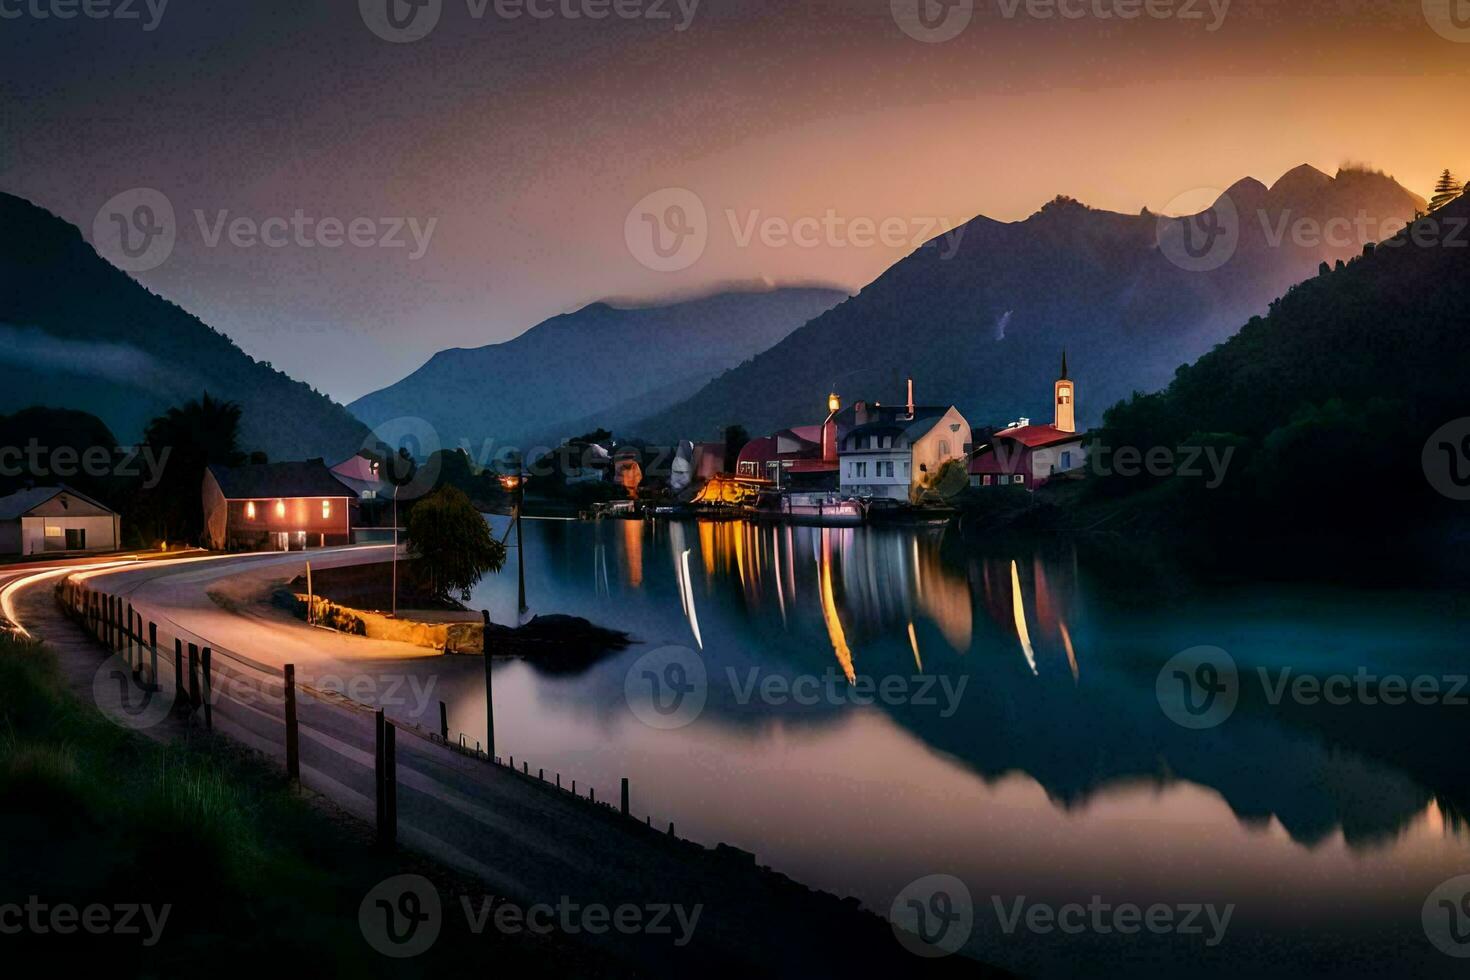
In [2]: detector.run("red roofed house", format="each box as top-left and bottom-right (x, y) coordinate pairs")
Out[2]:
(736, 393), (874, 490)
(203, 460), (355, 551)
(969, 354), (1089, 490)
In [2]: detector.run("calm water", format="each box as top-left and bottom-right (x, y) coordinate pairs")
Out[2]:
(399, 516), (1470, 976)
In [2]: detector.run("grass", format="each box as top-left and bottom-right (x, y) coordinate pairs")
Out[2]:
(0, 633), (610, 976)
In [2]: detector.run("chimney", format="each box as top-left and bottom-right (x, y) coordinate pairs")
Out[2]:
(906, 378), (914, 416)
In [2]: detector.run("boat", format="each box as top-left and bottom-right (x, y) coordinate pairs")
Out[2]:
(752, 490), (865, 526)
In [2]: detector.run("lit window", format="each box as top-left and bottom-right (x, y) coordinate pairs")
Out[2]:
(362, 490), (377, 500)
(44, 525), (63, 538)
(275, 500), (286, 518)
(983, 475), (992, 486)
(245, 501), (257, 520)
(322, 500), (332, 519)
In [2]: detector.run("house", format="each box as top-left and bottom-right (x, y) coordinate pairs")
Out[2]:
(735, 393), (873, 491)
(838, 381), (971, 501)
(330, 452), (396, 528)
(203, 460), (355, 551)
(0, 485), (120, 556)
(969, 353), (1089, 490)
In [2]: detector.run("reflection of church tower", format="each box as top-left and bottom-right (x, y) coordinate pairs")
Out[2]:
(1054, 351), (1075, 434)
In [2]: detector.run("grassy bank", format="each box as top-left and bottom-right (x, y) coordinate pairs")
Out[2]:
(0, 633), (606, 976)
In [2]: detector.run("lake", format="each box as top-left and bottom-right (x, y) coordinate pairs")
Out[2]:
(406, 516), (1470, 976)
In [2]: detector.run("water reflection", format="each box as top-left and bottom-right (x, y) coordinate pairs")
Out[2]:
(458, 516), (1470, 975)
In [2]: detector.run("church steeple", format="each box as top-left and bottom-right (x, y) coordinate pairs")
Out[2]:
(1053, 352), (1075, 433)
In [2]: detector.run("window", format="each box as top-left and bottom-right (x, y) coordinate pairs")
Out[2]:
(883, 461), (895, 478)
(245, 501), (257, 520)
(322, 500), (332, 519)
(275, 500), (286, 518)
(362, 490), (377, 500)
(1013, 475), (1025, 485)
(983, 475), (993, 486)
(904, 462), (911, 478)
(66, 528), (85, 550)
(855, 462), (868, 478)
(1061, 451), (1072, 469)
(44, 525), (63, 538)
(938, 440), (950, 456)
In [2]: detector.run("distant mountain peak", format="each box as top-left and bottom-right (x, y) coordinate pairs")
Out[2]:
(1270, 164), (1334, 196)
(1218, 177), (1269, 210)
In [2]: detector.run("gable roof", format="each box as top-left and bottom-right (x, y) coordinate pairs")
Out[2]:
(208, 461), (354, 500)
(843, 406), (954, 448)
(0, 484), (116, 520)
(994, 424), (1086, 449)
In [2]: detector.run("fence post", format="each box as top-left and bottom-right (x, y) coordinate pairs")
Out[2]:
(148, 622), (159, 692)
(375, 709), (397, 849)
(621, 777), (629, 817)
(284, 664), (300, 783)
(200, 648), (213, 731)
(375, 710), (385, 835)
(481, 610), (496, 762)
(187, 643), (200, 719)
(126, 603), (135, 667)
(174, 639), (185, 705)
(439, 700), (448, 743)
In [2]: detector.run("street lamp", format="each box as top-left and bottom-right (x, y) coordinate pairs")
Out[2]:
(499, 472), (527, 615)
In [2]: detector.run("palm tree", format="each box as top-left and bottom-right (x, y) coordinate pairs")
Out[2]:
(138, 393), (245, 543)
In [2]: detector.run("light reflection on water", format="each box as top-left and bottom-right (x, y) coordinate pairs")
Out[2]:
(443, 516), (1470, 976)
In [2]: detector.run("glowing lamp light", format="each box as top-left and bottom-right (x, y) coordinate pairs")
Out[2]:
(275, 500), (286, 519)
(499, 474), (523, 492)
(245, 501), (256, 520)
(322, 500), (332, 519)
(828, 392), (841, 413)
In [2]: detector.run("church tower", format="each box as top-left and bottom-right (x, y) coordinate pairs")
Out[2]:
(1053, 351), (1075, 433)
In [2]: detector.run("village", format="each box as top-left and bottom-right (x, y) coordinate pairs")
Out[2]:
(0, 355), (1086, 555)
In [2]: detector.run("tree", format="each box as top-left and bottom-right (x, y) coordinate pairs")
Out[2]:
(1430, 169), (1463, 212)
(136, 393), (245, 543)
(404, 486), (506, 600)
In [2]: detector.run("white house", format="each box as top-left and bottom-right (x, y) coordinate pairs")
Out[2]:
(839, 383), (970, 501)
(0, 485), (120, 556)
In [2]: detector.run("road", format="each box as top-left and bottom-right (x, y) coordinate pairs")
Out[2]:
(5, 545), (994, 976)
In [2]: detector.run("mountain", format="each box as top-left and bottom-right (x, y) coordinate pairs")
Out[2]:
(1079, 185), (1470, 572)
(348, 285), (848, 454)
(630, 166), (1426, 442)
(0, 192), (368, 461)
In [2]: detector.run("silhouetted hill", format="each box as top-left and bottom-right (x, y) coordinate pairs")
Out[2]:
(349, 286), (848, 453)
(0, 192), (369, 461)
(632, 166), (1425, 441)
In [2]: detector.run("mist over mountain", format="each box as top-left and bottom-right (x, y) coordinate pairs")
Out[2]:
(631, 166), (1426, 441)
(0, 192), (369, 461)
(348, 285), (848, 454)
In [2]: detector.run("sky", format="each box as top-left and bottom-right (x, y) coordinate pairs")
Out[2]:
(1, 0), (1467, 403)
